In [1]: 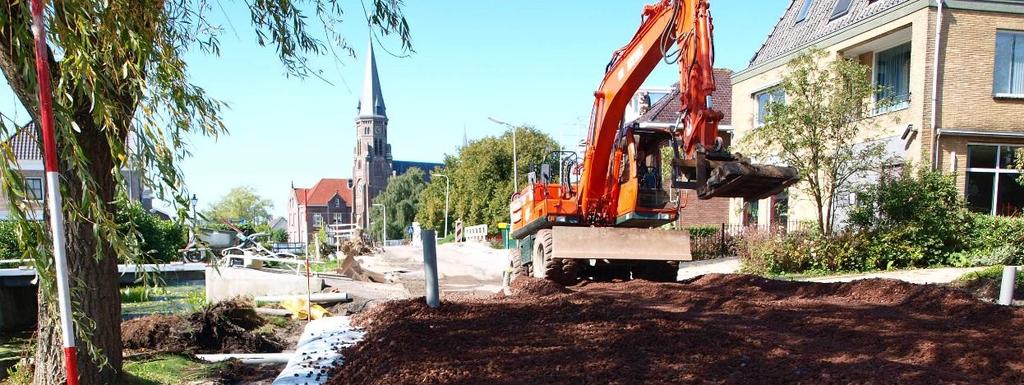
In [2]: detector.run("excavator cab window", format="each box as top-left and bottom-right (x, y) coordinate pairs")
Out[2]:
(635, 131), (672, 209)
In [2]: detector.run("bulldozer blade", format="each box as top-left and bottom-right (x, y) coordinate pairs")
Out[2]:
(550, 226), (692, 261)
(699, 161), (798, 200)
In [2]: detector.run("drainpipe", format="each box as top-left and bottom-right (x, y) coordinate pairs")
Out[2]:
(930, 0), (945, 170)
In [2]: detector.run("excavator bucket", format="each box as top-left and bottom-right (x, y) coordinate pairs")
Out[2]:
(698, 160), (799, 201)
(672, 151), (800, 201)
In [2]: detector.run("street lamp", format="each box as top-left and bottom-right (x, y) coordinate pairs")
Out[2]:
(372, 203), (386, 247)
(189, 194), (198, 223)
(431, 173), (450, 238)
(488, 117), (518, 192)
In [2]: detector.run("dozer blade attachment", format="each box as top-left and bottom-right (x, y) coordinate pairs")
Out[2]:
(699, 161), (799, 200)
(550, 226), (692, 261)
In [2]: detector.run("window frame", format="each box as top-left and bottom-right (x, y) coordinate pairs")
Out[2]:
(965, 143), (1022, 216)
(993, 29), (1024, 98)
(753, 86), (785, 127)
(830, 0), (853, 20)
(313, 213), (324, 227)
(795, 0), (814, 24)
(872, 42), (912, 115)
(25, 177), (43, 201)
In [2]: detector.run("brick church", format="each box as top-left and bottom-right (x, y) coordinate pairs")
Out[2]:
(289, 39), (440, 243)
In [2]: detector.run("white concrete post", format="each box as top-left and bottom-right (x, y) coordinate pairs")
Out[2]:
(999, 265), (1016, 306)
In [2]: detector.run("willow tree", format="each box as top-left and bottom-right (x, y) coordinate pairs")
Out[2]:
(0, 1), (410, 384)
(740, 49), (892, 235)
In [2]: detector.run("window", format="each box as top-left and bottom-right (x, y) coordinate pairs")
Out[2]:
(770, 190), (789, 227)
(875, 43), (911, 113)
(313, 213), (323, 227)
(25, 177), (42, 201)
(795, 0), (814, 23)
(966, 144), (1022, 216)
(333, 213), (343, 224)
(831, 0), (853, 19)
(994, 30), (1024, 97)
(754, 88), (785, 126)
(743, 199), (759, 227)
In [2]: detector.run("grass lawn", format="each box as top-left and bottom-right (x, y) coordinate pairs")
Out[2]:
(122, 354), (226, 385)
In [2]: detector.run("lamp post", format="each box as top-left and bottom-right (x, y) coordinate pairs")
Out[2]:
(488, 117), (518, 191)
(431, 173), (450, 238)
(373, 203), (386, 247)
(190, 194), (198, 223)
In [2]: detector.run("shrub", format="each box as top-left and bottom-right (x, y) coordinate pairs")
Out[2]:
(849, 167), (971, 268)
(116, 201), (188, 263)
(0, 221), (21, 261)
(951, 214), (1024, 267)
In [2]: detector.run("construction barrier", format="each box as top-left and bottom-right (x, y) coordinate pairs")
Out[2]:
(465, 224), (488, 243)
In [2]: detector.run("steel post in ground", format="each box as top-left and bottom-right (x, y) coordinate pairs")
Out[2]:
(421, 230), (440, 308)
(999, 265), (1017, 306)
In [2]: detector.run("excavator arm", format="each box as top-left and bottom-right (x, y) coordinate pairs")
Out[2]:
(577, 0), (797, 222)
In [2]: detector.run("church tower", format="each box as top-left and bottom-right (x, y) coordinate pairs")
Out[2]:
(353, 39), (392, 229)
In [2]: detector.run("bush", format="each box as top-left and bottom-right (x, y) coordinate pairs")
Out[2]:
(849, 167), (971, 268)
(738, 229), (871, 275)
(0, 221), (21, 261)
(116, 201), (188, 263)
(950, 214), (1024, 267)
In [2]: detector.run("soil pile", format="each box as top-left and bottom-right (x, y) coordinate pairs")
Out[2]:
(328, 274), (1024, 385)
(122, 299), (284, 354)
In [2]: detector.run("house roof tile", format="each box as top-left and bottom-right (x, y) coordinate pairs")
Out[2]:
(294, 178), (352, 207)
(749, 0), (912, 67)
(635, 68), (733, 126)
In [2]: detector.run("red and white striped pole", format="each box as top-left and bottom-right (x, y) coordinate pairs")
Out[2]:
(29, 1), (80, 384)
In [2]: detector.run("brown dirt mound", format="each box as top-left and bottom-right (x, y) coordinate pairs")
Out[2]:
(122, 299), (284, 354)
(328, 273), (1024, 385)
(509, 276), (571, 297)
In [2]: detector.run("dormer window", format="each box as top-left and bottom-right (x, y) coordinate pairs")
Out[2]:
(831, 0), (852, 20)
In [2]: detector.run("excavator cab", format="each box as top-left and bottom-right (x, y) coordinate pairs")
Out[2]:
(614, 127), (677, 228)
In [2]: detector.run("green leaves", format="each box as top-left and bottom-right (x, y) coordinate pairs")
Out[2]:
(202, 186), (274, 225)
(740, 48), (894, 234)
(369, 167), (428, 240)
(416, 126), (560, 234)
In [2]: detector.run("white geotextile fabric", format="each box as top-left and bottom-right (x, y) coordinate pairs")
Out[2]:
(273, 316), (365, 385)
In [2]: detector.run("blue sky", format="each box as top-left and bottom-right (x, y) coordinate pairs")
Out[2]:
(0, 1), (787, 217)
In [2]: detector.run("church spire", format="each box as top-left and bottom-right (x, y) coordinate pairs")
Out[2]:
(358, 38), (386, 119)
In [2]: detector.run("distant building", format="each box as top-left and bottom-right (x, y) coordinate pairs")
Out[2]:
(1, 124), (151, 220)
(351, 39), (443, 229)
(625, 68), (735, 228)
(287, 178), (353, 243)
(733, 0), (1024, 226)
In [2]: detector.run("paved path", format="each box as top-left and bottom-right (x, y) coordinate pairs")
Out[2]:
(799, 266), (988, 284)
(676, 257), (987, 285)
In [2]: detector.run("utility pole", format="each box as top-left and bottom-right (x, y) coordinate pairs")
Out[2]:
(431, 173), (450, 238)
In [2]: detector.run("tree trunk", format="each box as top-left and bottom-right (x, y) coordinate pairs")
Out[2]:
(1, 3), (124, 383)
(31, 126), (123, 385)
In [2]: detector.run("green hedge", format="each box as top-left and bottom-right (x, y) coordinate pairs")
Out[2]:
(116, 201), (188, 263)
(740, 168), (1024, 275)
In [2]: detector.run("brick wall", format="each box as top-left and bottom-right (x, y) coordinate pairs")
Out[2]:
(677, 190), (730, 227)
(938, 9), (1024, 134)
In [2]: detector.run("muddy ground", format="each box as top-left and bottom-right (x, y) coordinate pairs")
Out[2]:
(327, 274), (1024, 385)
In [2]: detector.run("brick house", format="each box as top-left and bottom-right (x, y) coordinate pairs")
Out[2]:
(626, 68), (736, 228)
(1, 124), (151, 220)
(732, 0), (1024, 227)
(287, 178), (353, 243)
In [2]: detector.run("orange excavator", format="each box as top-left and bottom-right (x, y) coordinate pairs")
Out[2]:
(509, 0), (798, 284)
